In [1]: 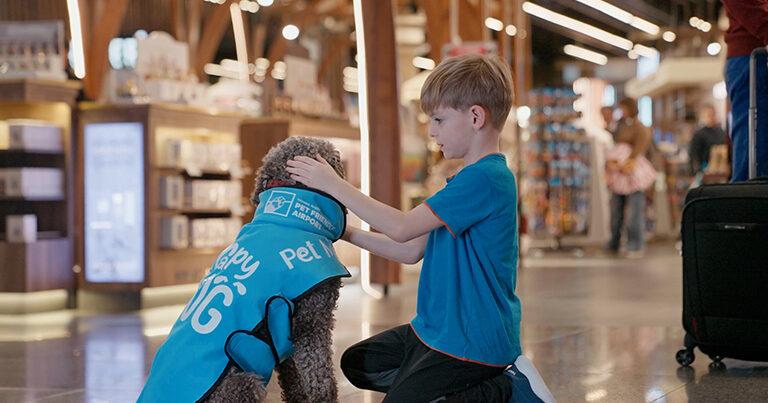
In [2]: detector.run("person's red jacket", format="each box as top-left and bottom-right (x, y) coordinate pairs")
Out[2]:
(722, 0), (768, 57)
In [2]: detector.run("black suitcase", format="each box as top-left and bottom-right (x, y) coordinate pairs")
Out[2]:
(676, 47), (768, 368)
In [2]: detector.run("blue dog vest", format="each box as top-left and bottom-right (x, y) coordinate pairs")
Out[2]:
(139, 187), (350, 402)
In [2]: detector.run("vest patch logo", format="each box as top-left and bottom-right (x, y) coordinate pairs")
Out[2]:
(264, 190), (296, 217)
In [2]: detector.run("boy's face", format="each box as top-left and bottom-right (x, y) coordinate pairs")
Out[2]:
(428, 106), (474, 160)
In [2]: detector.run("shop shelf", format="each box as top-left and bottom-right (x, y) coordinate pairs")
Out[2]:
(0, 237), (74, 292)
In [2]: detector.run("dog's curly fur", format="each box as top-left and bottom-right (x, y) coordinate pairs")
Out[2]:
(250, 136), (345, 206)
(204, 137), (346, 403)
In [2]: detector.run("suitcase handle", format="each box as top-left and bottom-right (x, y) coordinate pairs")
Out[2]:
(749, 47), (767, 180)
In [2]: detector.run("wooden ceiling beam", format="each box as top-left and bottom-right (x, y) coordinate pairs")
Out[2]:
(82, 0), (130, 100)
(266, 1), (336, 64)
(170, 0), (187, 41)
(194, 0), (234, 79)
(186, 0), (202, 69)
(318, 33), (349, 82)
(251, 23), (268, 61)
(458, 0), (483, 42)
(419, 0), (450, 62)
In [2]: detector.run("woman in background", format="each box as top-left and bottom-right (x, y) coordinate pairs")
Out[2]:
(606, 97), (652, 258)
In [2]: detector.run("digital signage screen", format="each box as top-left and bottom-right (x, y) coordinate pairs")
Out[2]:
(84, 122), (145, 283)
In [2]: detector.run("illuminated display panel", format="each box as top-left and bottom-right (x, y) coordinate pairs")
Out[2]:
(84, 122), (145, 283)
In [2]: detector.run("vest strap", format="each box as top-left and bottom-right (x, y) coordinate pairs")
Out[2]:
(223, 295), (296, 383)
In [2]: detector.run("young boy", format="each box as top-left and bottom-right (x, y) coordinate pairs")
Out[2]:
(287, 54), (554, 402)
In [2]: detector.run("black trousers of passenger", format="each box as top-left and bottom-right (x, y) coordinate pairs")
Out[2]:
(340, 324), (511, 403)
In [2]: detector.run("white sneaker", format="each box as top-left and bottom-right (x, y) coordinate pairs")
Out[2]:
(504, 355), (556, 403)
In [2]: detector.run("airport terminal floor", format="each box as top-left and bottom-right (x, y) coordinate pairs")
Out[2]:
(1, 241), (767, 403)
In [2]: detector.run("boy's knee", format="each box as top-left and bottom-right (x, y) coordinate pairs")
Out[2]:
(340, 345), (392, 391)
(340, 346), (361, 377)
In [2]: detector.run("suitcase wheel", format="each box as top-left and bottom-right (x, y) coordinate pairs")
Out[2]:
(708, 356), (726, 371)
(676, 349), (695, 367)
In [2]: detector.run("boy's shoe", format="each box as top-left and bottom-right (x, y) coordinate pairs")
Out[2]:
(504, 355), (555, 403)
(623, 250), (645, 259)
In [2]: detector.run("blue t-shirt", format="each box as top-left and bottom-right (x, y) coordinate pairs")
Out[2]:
(411, 153), (521, 366)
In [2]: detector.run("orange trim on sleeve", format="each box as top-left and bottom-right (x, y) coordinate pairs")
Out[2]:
(409, 324), (509, 368)
(424, 201), (456, 238)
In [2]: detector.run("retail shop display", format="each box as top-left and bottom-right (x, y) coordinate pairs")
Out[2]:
(666, 157), (692, 224)
(521, 88), (591, 240)
(77, 103), (245, 291)
(0, 21), (66, 81)
(701, 145), (730, 184)
(105, 32), (208, 106)
(0, 79), (79, 295)
(268, 55), (348, 122)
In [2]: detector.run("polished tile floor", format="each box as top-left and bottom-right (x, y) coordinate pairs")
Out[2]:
(2, 242), (768, 402)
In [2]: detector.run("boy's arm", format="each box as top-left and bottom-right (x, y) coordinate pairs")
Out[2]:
(287, 156), (442, 242)
(342, 226), (428, 265)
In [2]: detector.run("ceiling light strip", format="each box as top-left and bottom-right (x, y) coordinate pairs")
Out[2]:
(564, 44), (608, 65)
(522, 2), (633, 50)
(575, 0), (660, 35)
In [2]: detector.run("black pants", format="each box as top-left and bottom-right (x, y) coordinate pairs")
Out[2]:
(340, 324), (511, 403)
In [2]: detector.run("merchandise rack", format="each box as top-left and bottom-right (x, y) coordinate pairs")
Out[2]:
(521, 87), (593, 249)
(0, 79), (80, 306)
(76, 103), (245, 301)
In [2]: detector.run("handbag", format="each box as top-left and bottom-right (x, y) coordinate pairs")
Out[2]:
(605, 142), (657, 195)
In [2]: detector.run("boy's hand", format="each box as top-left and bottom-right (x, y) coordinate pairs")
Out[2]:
(286, 155), (345, 195)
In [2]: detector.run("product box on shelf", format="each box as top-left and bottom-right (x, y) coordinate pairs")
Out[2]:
(5, 214), (37, 243)
(0, 21), (67, 81)
(159, 175), (184, 209)
(161, 139), (241, 174)
(230, 181), (243, 211)
(7, 119), (63, 152)
(161, 138), (193, 169)
(0, 121), (8, 149)
(1, 167), (63, 199)
(186, 180), (221, 210)
(205, 143), (242, 172)
(183, 180), (242, 210)
(189, 217), (240, 249)
(160, 215), (189, 249)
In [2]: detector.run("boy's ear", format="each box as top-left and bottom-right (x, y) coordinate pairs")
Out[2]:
(469, 105), (486, 130)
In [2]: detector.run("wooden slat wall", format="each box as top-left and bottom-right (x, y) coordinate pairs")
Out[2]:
(0, 0), (175, 38)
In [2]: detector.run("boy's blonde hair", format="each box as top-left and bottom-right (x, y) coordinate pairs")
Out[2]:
(420, 54), (514, 130)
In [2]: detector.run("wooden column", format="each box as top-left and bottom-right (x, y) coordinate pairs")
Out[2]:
(360, 0), (402, 286)
(512, 0), (532, 104)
